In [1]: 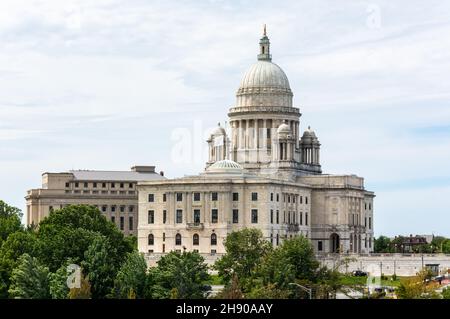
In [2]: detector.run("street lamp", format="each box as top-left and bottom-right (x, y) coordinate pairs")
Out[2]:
(289, 282), (312, 299)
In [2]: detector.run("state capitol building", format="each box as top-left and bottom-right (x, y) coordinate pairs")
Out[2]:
(26, 28), (375, 261)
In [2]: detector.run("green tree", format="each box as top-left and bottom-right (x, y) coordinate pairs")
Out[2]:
(8, 254), (50, 299)
(442, 287), (450, 299)
(111, 251), (148, 298)
(396, 269), (440, 299)
(214, 228), (272, 291)
(442, 240), (450, 254)
(35, 205), (132, 272)
(147, 251), (210, 299)
(48, 264), (69, 299)
(374, 236), (391, 253)
(81, 235), (117, 299)
(0, 200), (23, 244)
(0, 231), (37, 298)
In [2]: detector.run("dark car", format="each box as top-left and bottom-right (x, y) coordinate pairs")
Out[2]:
(352, 270), (368, 276)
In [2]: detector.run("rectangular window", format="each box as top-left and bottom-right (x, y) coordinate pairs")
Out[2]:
(211, 209), (218, 223)
(251, 209), (258, 223)
(193, 209), (201, 223)
(232, 192), (239, 201)
(129, 183), (133, 188)
(120, 183), (124, 188)
(369, 203), (372, 210)
(49, 206), (53, 212)
(270, 210), (274, 224)
(84, 182), (88, 188)
(102, 182), (106, 188)
(270, 193), (273, 201)
(111, 216), (115, 224)
(129, 216), (133, 230)
(369, 217), (372, 229)
(163, 193), (167, 202)
(318, 241), (323, 251)
(120, 206), (125, 213)
(276, 210), (279, 224)
(129, 205), (134, 212)
(211, 192), (218, 201)
(293, 196), (296, 203)
(251, 192), (258, 201)
(176, 209), (183, 223)
(111, 206), (116, 212)
(176, 193), (183, 202)
(193, 192), (201, 201)
(232, 209), (239, 223)
(148, 194), (154, 202)
(305, 212), (308, 226)
(65, 182), (70, 188)
(163, 210), (167, 224)
(75, 182), (79, 188)
(288, 195), (290, 203)
(120, 216), (124, 230)
(148, 210), (154, 224)
(276, 193), (279, 202)
(305, 196), (308, 205)
(102, 205), (107, 212)
(300, 196), (303, 204)
(300, 212), (303, 225)
(93, 182), (97, 188)
(365, 217), (367, 228)
(111, 183), (115, 188)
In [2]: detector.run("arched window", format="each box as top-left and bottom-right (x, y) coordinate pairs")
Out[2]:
(211, 233), (217, 246)
(193, 234), (199, 246)
(148, 234), (154, 245)
(175, 233), (182, 246)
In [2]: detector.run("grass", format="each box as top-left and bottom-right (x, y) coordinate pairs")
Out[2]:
(339, 275), (410, 287)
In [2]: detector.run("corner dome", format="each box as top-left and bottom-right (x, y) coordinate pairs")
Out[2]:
(211, 125), (226, 137)
(206, 160), (243, 174)
(277, 122), (291, 134)
(239, 61), (291, 92)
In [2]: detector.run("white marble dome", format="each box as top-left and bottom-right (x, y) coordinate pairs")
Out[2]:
(206, 160), (243, 174)
(239, 60), (291, 91)
(277, 122), (291, 134)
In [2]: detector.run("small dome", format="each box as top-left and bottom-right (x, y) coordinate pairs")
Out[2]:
(211, 125), (226, 137)
(206, 160), (243, 174)
(277, 122), (291, 134)
(239, 61), (291, 91)
(301, 126), (319, 144)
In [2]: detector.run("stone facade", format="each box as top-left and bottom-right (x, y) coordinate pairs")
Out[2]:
(25, 166), (165, 236)
(137, 29), (375, 259)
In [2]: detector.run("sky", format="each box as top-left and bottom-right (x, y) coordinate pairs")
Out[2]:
(0, 0), (449, 237)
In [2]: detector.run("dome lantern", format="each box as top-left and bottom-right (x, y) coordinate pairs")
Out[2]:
(258, 24), (272, 62)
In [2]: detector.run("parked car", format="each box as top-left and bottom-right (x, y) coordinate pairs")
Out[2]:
(352, 270), (368, 276)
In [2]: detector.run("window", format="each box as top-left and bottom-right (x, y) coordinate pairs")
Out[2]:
(276, 210), (279, 224)
(211, 249), (217, 255)
(232, 192), (239, 201)
(176, 210), (183, 223)
(318, 241), (323, 251)
(102, 182), (106, 188)
(163, 193), (167, 202)
(148, 194), (154, 202)
(369, 217), (372, 229)
(270, 209), (274, 224)
(65, 182), (70, 188)
(148, 210), (154, 224)
(305, 196), (308, 205)
(300, 212), (303, 225)
(75, 182), (79, 188)
(305, 212), (308, 226)
(369, 237), (372, 248)
(365, 217), (367, 228)
(193, 234), (199, 246)
(49, 206), (53, 212)
(129, 216), (133, 230)
(111, 206), (116, 212)
(251, 192), (258, 201)
(369, 203), (372, 210)
(365, 203), (367, 210)
(232, 209), (239, 223)
(102, 205), (107, 212)
(365, 237), (367, 248)
(176, 193), (183, 201)
(193, 209), (201, 223)
(276, 194), (279, 202)
(270, 193), (273, 201)
(211, 233), (217, 246)
(251, 209), (258, 223)
(211, 209), (218, 223)
(276, 233), (279, 246)
(211, 192), (218, 201)
(120, 183), (124, 188)
(84, 182), (88, 188)
(148, 234), (154, 245)
(120, 216), (124, 230)
(288, 195), (290, 203)
(293, 196), (296, 204)
(270, 233), (273, 244)
(120, 206), (125, 213)
(175, 234), (182, 246)
(163, 233), (165, 242)
(111, 216), (115, 224)
(129, 205), (134, 212)
(193, 192), (201, 201)
(163, 210), (167, 224)
(300, 196), (303, 204)
(111, 183), (115, 188)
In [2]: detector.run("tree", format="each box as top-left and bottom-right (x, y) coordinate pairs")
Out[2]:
(396, 269), (440, 299)
(81, 235), (117, 299)
(374, 236), (391, 253)
(35, 205), (133, 272)
(147, 251), (210, 299)
(442, 240), (450, 254)
(214, 274), (244, 299)
(0, 200), (23, 244)
(214, 228), (272, 291)
(68, 273), (92, 299)
(8, 254), (50, 299)
(442, 287), (450, 299)
(111, 251), (148, 298)
(0, 231), (37, 298)
(48, 264), (70, 299)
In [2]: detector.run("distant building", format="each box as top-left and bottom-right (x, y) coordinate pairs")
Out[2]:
(25, 166), (165, 236)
